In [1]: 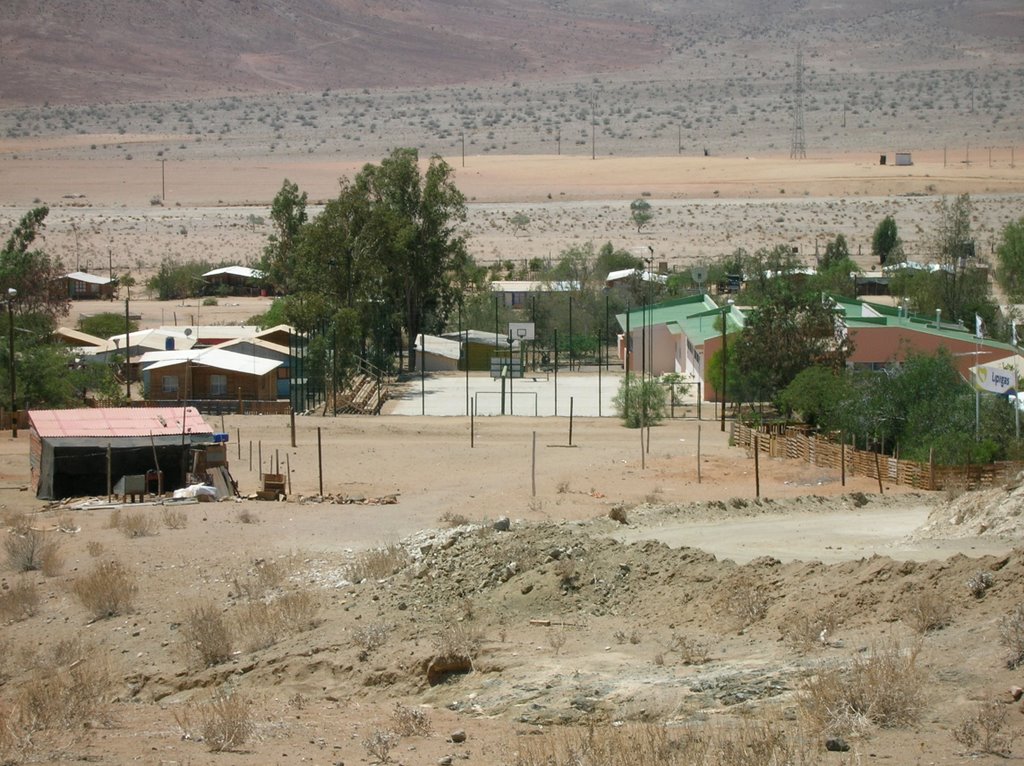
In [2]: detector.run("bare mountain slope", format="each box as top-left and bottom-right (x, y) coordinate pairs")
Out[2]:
(1, 0), (1021, 106)
(0, 0), (662, 105)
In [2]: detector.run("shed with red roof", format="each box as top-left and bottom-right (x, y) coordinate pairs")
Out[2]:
(28, 407), (215, 500)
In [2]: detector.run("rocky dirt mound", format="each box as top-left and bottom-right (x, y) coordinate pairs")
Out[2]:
(914, 478), (1024, 541)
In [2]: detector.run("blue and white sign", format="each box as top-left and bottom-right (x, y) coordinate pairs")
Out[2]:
(975, 364), (1017, 395)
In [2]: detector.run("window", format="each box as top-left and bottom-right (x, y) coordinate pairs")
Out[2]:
(210, 374), (228, 397)
(161, 375), (178, 394)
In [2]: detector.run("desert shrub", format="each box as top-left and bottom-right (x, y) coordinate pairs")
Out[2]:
(434, 622), (483, 662)
(553, 557), (577, 586)
(73, 559), (138, 619)
(508, 720), (810, 765)
(4, 529), (62, 575)
(800, 640), (924, 736)
(608, 505), (628, 524)
(614, 628), (641, 645)
(116, 510), (159, 538)
(232, 557), (291, 600)
(161, 507), (188, 529)
(903, 590), (952, 634)
(352, 621), (391, 656)
(1000, 603), (1024, 668)
(1, 511), (30, 534)
(346, 543), (408, 582)
(86, 540), (105, 557)
(781, 610), (838, 654)
(391, 702), (432, 736)
(175, 690), (255, 753)
(362, 728), (399, 763)
(667, 634), (710, 665)
(182, 602), (234, 667)
(234, 591), (319, 653)
(726, 577), (770, 628)
(439, 511), (470, 527)
(14, 640), (113, 733)
(967, 570), (994, 598)
(0, 579), (40, 622)
(613, 377), (667, 428)
(952, 700), (1016, 756)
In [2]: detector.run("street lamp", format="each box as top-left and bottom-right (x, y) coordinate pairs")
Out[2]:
(6, 287), (16, 438)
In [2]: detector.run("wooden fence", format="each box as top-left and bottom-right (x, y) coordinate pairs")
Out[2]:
(732, 423), (1024, 491)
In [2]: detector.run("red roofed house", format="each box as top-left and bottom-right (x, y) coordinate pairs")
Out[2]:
(28, 407), (215, 500)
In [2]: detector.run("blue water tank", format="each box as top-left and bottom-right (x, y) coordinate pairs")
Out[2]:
(165, 337), (175, 350)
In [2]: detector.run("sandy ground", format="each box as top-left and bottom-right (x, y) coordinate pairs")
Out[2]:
(3, 152), (1023, 286)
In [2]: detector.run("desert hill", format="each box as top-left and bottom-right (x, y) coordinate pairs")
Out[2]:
(1, 0), (1020, 106)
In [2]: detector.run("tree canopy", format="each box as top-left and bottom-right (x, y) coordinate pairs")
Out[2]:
(264, 148), (471, 373)
(996, 216), (1024, 303)
(0, 206), (69, 322)
(871, 215), (901, 265)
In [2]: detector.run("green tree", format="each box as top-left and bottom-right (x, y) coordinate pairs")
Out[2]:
(732, 291), (854, 405)
(261, 179), (308, 295)
(820, 234), (850, 271)
(0, 206), (69, 322)
(778, 365), (862, 432)
(995, 216), (1024, 302)
(78, 312), (138, 339)
(613, 376), (666, 428)
(509, 212), (530, 236)
(889, 194), (996, 330)
(871, 215), (901, 265)
(594, 242), (641, 281)
(630, 199), (653, 233)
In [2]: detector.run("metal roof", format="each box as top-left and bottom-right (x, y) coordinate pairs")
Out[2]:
(141, 347), (283, 376)
(28, 407), (212, 439)
(202, 266), (264, 279)
(64, 271), (113, 285)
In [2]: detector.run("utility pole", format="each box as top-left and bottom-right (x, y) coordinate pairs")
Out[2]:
(161, 158), (166, 201)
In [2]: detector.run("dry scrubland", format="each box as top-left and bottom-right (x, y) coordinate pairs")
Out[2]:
(1, 1), (1024, 762)
(2, 414), (1024, 765)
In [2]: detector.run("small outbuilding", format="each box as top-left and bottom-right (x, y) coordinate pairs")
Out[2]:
(202, 266), (265, 296)
(28, 407), (215, 500)
(63, 272), (115, 300)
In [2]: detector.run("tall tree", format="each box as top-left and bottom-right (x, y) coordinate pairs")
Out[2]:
(0, 206), (69, 322)
(262, 179), (308, 295)
(871, 215), (901, 265)
(995, 216), (1024, 302)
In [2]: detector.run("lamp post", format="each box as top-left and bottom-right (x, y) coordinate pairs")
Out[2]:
(7, 287), (16, 438)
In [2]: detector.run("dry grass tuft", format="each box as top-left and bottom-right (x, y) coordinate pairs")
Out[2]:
(799, 639), (924, 737)
(4, 529), (62, 575)
(952, 700), (1017, 757)
(434, 622), (483, 663)
(0, 579), (40, 623)
(182, 602), (234, 667)
(346, 543), (408, 582)
(903, 589), (952, 634)
(234, 591), (320, 652)
(73, 559), (138, 620)
(232, 556), (292, 600)
(174, 689), (256, 753)
(114, 510), (160, 538)
(726, 576), (770, 629)
(509, 719), (812, 765)
(781, 610), (838, 654)
(391, 702), (432, 737)
(362, 728), (399, 763)
(161, 506), (189, 529)
(1000, 603), (1024, 668)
